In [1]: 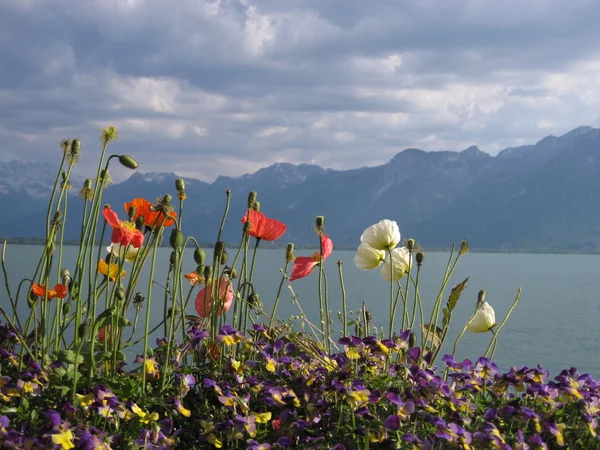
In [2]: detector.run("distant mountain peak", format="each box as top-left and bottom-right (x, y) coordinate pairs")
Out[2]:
(561, 126), (594, 139)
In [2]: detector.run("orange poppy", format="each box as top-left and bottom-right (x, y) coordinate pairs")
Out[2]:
(124, 198), (177, 229)
(31, 283), (68, 300)
(184, 272), (205, 286)
(241, 210), (287, 241)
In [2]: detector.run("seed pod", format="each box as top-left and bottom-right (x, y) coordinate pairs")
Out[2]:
(220, 251), (228, 265)
(77, 323), (88, 340)
(70, 139), (81, 156)
(406, 239), (415, 251)
(416, 251), (425, 266)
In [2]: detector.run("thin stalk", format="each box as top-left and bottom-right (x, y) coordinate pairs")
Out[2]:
(338, 261), (347, 338)
(484, 289), (522, 358)
(141, 236), (160, 395)
(268, 261), (290, 335)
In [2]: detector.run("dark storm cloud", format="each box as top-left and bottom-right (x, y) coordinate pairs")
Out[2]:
(1, 0), (599, 181)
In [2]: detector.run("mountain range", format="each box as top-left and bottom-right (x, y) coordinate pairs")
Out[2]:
(2, 125), (600, 252)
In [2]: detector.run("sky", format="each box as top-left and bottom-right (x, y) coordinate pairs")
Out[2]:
(1, 0), (600, 182)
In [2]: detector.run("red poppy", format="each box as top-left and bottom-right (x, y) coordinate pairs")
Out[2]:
(103, 206), (144, 248)
(195, 278), (234, 318)
(241, 210), (287, 241)
(124, 198), (177, 229)
(289, 234), (333, 281)
(31, 283), (68, 300)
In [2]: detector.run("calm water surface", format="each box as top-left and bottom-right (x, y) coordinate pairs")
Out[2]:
(3, 245), (599, 377)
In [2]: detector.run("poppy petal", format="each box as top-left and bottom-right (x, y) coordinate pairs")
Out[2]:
(321, 234), (333, 260)
(289, 257), (318, 282)
(260, 217), (287, 241)
(102, 207), (121, 228)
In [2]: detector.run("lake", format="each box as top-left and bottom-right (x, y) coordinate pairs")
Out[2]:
(3, 244), (598, 378)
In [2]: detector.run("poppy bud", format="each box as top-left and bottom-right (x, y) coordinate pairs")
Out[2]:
(135, 215), (145, 230)
(62, 302), (71, 316)
(61, 139), (71, 152)
(170, 229), (183, 251)
(77, 323), (88, 340)
(214, 241), (225, 259)
(175, 178), (186, 200)
(243, 221), (251, 234)
(118, 154), (138, 170)
(285, 243), (295, 262)
(195, 264), (204, 277)
(80, 178), (93, 201)
(416, 251), (425, 266)
(203, 265), (213, 282)
(406, 238), (415, 251)
(248, 191), (257, 208)
(230, 268), (238, 279)
(247, 293), (260, 309)
(70, 139), (81, 156)
(220, 251), (228, 265)
(194, 248), (206, 265)
(60, 268), (71, 285)
(252, 201), (260, 212)
(128, 205), (136, 220)
(477, 289), (487, 308)
(115, 287), (126, 301)
(162, 194), (172, 206)
(460, 240), (469, 255)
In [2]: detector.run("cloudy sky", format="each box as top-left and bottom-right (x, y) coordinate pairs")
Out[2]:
(1, 0), (599, 182)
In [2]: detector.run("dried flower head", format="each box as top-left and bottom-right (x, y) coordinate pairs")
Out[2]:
(100, 125), (119, 145)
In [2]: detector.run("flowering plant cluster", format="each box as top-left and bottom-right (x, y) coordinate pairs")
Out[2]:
(0, 128), (593, 448)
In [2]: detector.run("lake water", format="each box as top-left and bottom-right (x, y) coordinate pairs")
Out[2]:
(3, 245), (599, 378)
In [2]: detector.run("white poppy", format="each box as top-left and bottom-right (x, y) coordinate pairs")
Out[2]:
(466, 302), (496, 333)
(354, 243), (386, 270)
(107, 243), (139, 263)
(380, 247), (411, 281)
(360, 219), (401, 251)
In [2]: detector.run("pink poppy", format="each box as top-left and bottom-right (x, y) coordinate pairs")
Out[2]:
(102, 206), (144, 248)
(241, 210), (287, 241)
(289, 234), (333, 281)
(195, 278), (234, 318)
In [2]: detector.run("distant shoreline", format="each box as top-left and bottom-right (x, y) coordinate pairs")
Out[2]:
(2, 237), (600, 255)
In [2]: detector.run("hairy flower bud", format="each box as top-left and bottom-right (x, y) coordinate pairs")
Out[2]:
(220, 251), (228, 265)
(69, 139), (82, 163)
(285, 243), (295, 262)
(416, 251), (425, 266)
(61, 139), (71, 152)
(100, 126), (119, 145)
(60, 268), (71, 285)
(248, 191), (257, 208)
(118, 154), (138, 170)
(128, 205), (137, 220)
(135, 215), (145, 230)
(247, 293), (260, 309)
(460, 240), (469, 255)
(406, 238), (415, 251)
(175, 178), (186, 200)
(115, 287), (126, 302)
(77, 323), (88, 340)
(79, 178), (93, 201)
(203, 265), (213, 282)
(194, 248), (206, 265)
(133, 292), (145, 310)
(314, 216), (325, 236)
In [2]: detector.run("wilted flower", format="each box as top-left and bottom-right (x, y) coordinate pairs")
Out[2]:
(380, 247), (411, 281)
(354, 243), (386, 270)
(361, 219), (400, 251)
(467, 302), (496, 333)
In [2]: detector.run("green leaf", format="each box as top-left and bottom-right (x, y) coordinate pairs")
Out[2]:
(57, 349), (83, 365)
(447, 277), (469, 313)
